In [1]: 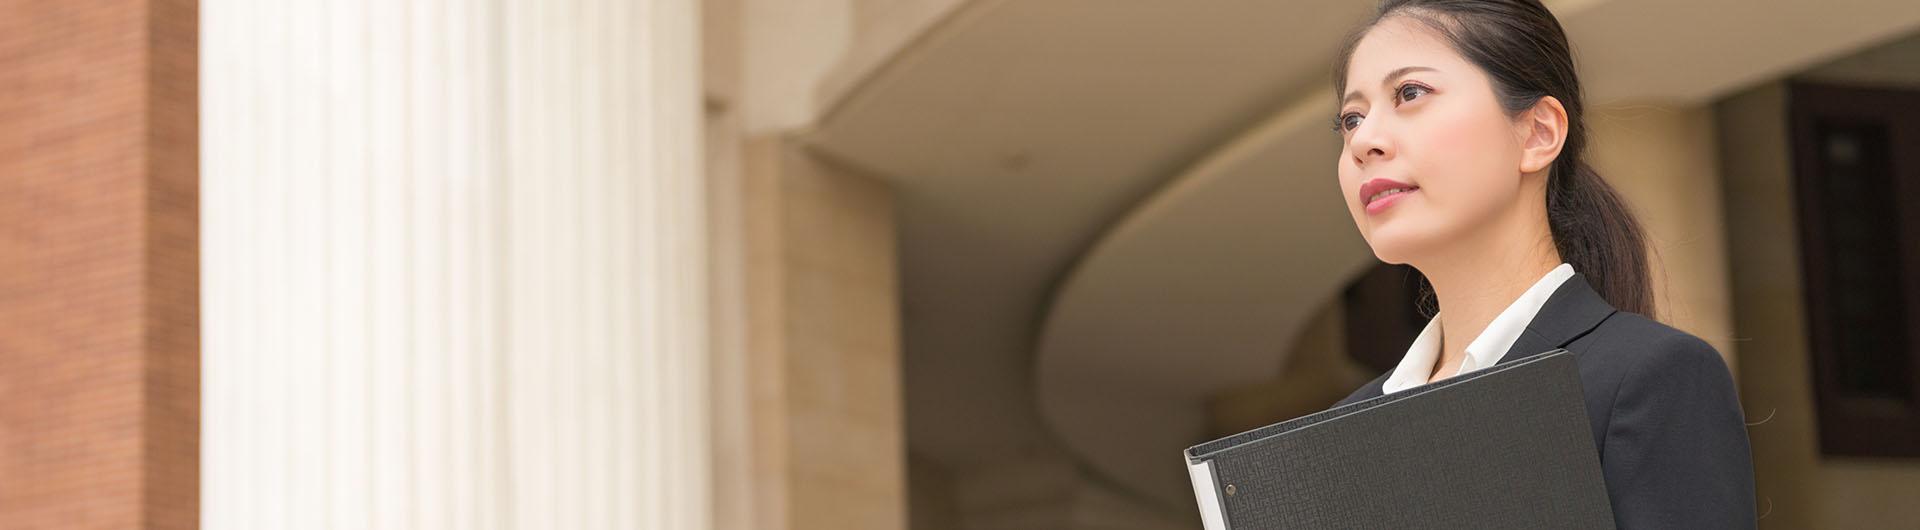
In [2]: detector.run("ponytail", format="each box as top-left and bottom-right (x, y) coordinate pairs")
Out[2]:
(1547, 161), (1654, 318)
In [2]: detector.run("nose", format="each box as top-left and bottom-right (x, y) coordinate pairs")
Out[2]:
(1348, 116), (1391, 167)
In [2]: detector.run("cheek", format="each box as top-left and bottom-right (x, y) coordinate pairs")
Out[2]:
(1406, 107), (1519, 213)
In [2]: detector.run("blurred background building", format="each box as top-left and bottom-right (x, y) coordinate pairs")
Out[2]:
(3, 0), (1919, 528)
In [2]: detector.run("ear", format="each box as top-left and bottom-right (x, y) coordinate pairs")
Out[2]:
(1516, 96), (1570, 174)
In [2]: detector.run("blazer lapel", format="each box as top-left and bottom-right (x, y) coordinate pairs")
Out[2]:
(1495, 272), (1618, 366)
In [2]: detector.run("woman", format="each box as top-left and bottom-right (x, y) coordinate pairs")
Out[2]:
(1326, 0), (1757, 527)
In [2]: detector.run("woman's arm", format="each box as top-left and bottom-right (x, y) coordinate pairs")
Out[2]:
(1601, 333), (1758, 529)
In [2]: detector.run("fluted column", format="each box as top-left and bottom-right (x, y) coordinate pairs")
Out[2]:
(200, 1), (707, 528)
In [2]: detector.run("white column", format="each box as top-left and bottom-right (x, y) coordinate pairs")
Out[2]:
(201, 1), (708, 528)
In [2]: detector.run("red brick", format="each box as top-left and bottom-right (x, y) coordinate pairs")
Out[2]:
(0, 1), (198, 528)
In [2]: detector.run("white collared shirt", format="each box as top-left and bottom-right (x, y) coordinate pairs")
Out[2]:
(1381, 262), (1576, 395)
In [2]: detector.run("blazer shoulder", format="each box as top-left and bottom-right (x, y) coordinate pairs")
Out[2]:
(1581, 311), (1740, 421)
(1584, 310), (1727, 371)
(1585, 313), (1756, 527)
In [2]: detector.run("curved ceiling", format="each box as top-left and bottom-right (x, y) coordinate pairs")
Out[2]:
(806, 0), (1920, 514)
(1034, 93), (1374, 508)
(807, 0), (1380, 472)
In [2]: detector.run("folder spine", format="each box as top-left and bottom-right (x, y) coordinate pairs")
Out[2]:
(1185, 457), (1228, 530)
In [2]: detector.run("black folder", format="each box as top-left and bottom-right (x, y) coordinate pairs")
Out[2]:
(1183, 349), (1615, 529)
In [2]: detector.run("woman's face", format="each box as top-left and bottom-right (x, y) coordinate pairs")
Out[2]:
(1335, 16), (1529, 265)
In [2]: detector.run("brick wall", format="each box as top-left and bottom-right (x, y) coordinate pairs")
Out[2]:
(0, 1), (198, 528)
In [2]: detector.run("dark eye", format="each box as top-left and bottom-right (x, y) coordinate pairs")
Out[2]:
(1398, 83), (1431, 103)
(1335, 112), (1363, 133)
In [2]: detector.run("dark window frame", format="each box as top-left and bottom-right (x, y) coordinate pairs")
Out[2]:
(1788, 81), (1920, 458)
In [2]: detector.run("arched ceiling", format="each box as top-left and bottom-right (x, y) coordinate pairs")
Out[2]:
(1033, 93), (1373, 507)
(807, 0), (1381, 472)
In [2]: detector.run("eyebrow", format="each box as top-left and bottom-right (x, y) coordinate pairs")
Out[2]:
(1341, 65), (1440, 107)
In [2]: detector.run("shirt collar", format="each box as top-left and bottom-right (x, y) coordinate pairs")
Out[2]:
(1381, 263), (1576, 394)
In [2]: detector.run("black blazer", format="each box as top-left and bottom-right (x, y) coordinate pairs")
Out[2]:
(1333, 272), (1757, 529)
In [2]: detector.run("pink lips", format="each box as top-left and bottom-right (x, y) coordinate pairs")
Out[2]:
(1358, 178), (1419, 215)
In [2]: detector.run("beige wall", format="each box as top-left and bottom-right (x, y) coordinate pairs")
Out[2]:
(1717, 82), (1920, 529)
(708, 132), (906, 530)
(767, 138), (906, 530)
(1588, 103), (1740, 369)
(705, 0), (908, 527)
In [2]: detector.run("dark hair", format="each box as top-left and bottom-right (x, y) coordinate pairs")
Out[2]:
(1332, 0), (1655, 318)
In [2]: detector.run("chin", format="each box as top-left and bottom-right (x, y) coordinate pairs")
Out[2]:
(1362, 226), (1437, 265)
(1369, 246), (1413, 266)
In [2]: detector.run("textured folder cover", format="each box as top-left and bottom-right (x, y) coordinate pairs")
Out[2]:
(1184, 349), (1614, 529)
